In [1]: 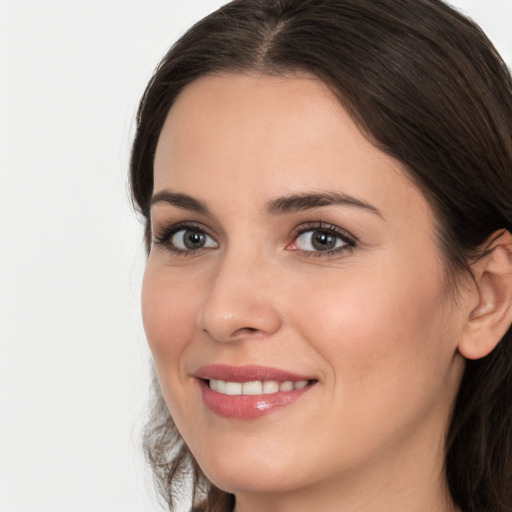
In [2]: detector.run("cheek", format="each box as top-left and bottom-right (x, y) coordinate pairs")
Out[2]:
(141, 261), (200, 367)
(141, 260), (210, 440)
(290, 258), (457, 413)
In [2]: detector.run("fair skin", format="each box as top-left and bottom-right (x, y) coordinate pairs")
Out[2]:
(142, 73), (509, 512)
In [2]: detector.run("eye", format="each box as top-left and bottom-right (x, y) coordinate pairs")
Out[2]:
(171, 228), (217, 250)
(295, 230), (345, 251)
(288, 223), (356, 255)
(153, 223), (218, 254)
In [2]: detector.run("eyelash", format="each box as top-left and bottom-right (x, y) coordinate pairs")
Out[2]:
(291, 222), (357, 257)
(152, 222), (216, 257)
(152, 221), (357, 258)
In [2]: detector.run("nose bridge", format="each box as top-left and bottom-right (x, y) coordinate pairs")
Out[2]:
(197, 241), (282, 342)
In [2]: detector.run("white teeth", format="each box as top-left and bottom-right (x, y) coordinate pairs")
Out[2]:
(225, 382), (242, 395)
(294, 380), (308, 390)
(262, 380), (279, 394)
(279, 381), (294, 392)
(242, 381), (263, 395)
(208, 379), (311, 395)
(216, 379), (226, 393)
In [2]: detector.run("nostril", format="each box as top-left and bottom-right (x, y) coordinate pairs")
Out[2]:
(232, 326), (264, 339)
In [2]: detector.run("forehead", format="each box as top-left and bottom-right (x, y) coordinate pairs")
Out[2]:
(153, 72), (431, 227)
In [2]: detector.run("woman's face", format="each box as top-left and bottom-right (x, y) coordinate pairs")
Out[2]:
(143, 73), (466, 502)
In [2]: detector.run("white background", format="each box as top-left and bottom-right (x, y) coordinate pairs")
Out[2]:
(0, 1), (511, 511)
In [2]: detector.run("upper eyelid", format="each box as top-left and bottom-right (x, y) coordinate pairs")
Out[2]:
(293, 222), (357, 242)
(152, 220), (215, 238)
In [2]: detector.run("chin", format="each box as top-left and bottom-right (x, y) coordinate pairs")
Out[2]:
(194, 442), (311, 495)
(205, 465), (305, 496)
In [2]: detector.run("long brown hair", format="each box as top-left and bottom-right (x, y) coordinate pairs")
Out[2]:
(130, 1), (512, 511)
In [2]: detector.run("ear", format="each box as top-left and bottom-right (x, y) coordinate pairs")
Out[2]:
(458, 230), (512, 360)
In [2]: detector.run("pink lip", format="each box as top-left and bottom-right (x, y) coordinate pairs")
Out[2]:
(195, 364), (315, 382)
(194, 364), (317, 420)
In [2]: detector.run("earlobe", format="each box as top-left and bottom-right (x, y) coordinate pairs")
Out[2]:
(459, 230), (512, 360)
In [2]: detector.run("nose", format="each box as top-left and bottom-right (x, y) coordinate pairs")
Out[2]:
(197, 250), (282, 343)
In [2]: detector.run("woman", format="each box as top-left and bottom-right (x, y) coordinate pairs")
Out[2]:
(130, 1), (512, 511)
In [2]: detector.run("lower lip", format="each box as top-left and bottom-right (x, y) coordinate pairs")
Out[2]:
(199, 380), (314, 419)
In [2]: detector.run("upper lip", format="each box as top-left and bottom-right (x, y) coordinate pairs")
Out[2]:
(194, 364), (316, 383)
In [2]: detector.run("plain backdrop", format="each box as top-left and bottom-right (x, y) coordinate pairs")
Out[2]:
(0, 1), (511, 511)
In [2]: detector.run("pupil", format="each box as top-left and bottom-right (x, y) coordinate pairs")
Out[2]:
(312, 231), (336, 251)
(184, 230), (205, 249)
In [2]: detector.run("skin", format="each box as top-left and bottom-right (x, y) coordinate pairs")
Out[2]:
(142, 73), (469, 512)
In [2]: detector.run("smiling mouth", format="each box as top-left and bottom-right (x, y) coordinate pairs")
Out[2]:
(195, 364), (318, 418)
(207, 379), (314, 395)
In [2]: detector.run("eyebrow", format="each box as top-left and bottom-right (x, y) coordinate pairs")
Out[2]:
(266, 192), (383, 217)
(149, 189), (382, 218)
(149, 190), (209, 215)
